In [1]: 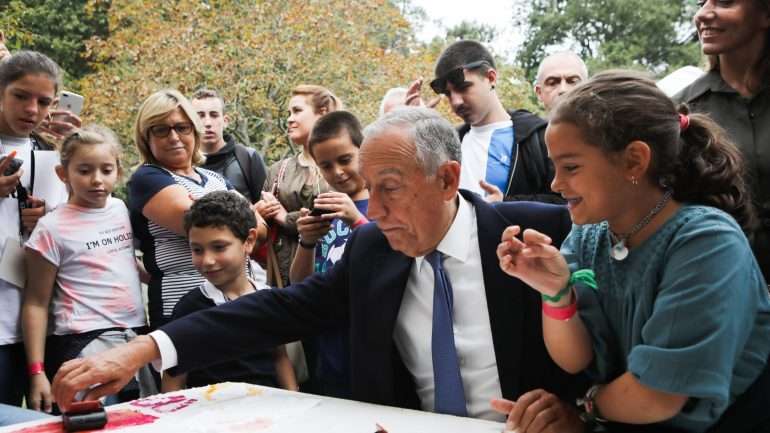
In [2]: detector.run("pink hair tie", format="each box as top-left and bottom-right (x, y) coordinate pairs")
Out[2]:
(679, 113), (690, 132)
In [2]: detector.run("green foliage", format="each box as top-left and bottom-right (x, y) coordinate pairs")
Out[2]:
(0, 0), (109, 82)
(517, 0), (702, 81)
(444, 21), (498, 44)
(78, 0), (442, 172)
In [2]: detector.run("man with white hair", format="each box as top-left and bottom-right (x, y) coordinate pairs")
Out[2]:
(52, 108), (586, 432)
(534, 51), (588, 114)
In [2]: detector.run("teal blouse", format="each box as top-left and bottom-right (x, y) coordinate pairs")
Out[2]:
(562, 205), (770, 432)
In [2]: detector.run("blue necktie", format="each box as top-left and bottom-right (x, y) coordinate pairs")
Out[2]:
(426, 250), (467, 417)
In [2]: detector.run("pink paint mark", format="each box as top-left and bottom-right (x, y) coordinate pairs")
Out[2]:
(9, 409), (157, 433)
(226, 418), (273, 432)
(130, 394), (197, 413)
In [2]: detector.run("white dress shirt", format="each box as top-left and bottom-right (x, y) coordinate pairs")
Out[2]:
(151, 196), (503, 420)
(393, 195), (503, 420)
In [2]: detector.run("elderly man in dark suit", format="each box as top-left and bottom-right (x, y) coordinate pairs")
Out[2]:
(52, 108), (586, 433)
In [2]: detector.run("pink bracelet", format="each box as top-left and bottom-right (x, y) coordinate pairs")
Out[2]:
(541, 289), (577, 320)
(351, 216), (368, 229)
(28, 362), (44, 376)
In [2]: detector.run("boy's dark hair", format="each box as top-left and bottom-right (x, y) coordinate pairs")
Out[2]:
(308, 111), (363, 158)
(184, 191), (256, 241)
(434, 40), (495, 79)
(551, 69), (757, 233)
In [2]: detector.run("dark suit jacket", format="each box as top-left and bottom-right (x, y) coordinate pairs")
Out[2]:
(162, 190), (587, 409)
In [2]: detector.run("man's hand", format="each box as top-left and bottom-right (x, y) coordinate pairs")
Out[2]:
(52, 335), (159, 412)
(491, 389), (584, 433)
(479, 180), (503, 203)
(405, 77), (442, 109)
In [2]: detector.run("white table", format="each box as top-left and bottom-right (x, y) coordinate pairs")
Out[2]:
(1, 383), (506, 433)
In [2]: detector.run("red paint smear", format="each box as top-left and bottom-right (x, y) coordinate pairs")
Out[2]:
(10, 409), (158, 433)
(130, 395), (197, 413)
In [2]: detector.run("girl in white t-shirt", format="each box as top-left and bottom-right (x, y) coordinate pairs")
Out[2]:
(22, 125), (151, 412)
(0, 50), (69, 408)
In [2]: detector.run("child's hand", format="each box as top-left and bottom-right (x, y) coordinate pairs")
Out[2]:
(29, 373), (54, 413)
(296, 208), (332, 244)
(312, 192), (363, 226)
(496, 225), (570, 298)
(21, 196), (46, 234)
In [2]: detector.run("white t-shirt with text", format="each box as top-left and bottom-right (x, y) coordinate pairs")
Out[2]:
(26, 197), (146, 335)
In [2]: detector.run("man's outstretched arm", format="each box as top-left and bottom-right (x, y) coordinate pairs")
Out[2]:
(52, 335), (160, 412)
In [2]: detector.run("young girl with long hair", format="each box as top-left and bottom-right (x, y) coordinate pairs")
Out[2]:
(495, 71), (770, 432)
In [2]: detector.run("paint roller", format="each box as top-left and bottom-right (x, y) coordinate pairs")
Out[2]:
(62, 401), (108, 432)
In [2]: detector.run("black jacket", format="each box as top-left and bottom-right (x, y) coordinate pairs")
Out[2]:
(201, 134), (267, 203)
(162, 191), (587, 411)
(458, 109), (564, 204)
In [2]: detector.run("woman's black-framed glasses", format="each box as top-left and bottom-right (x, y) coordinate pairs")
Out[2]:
(148, 123), (194, 139)
(429, 60), (490, 95)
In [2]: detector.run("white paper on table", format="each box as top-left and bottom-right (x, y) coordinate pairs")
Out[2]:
(31, 150), (68, 208)
(0, 239), (26, 288)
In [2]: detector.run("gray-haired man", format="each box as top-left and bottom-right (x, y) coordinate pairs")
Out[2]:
(53, 108), (585, 433)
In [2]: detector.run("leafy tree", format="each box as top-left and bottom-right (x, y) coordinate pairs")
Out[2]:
(444, 20), (498, 44)
(79, 0), (438, 169)
(516, 0), (702, 81)
(0, 0), (109, 82)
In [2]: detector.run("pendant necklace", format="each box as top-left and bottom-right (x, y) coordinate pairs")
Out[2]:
(609, 189), (673, 261)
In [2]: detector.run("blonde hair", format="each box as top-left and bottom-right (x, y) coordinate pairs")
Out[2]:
(291, 85), (342, 115)
(133, 89), (204, 166)
(60, 124), (123, 176)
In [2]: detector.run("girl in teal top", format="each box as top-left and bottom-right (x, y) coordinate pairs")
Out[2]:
(495, 70), (770, 432)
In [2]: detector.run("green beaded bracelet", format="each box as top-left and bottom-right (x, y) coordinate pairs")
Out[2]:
(541, 269), (597, 302)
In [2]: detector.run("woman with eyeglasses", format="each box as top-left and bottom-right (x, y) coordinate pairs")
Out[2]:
(128, 89), (237, 328)
(675, 0), (770, 281)
(255, 85), (341, 288)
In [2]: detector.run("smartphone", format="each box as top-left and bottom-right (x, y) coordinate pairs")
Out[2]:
(0, 154), (22, 177)
(309, 206), (335, 217)
(58, 91), (84, 116)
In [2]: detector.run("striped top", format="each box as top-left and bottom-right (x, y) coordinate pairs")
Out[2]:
(128, 164), (231, 328)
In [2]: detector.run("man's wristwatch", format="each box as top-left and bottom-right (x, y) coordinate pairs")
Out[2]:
(577, 384), (608, 425)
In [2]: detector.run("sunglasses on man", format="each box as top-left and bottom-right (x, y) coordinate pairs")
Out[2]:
(429, 60), (491, 95)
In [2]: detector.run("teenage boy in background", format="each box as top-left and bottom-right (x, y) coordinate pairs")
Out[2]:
(191, 89), (267, 203)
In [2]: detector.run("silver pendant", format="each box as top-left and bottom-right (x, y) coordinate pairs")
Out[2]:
(611, 240), (629, 261)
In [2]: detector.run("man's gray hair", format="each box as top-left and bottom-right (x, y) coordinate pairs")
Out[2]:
(364, 107), (461, 175)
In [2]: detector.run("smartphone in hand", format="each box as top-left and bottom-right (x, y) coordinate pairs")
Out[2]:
(57, 91), (84, 116)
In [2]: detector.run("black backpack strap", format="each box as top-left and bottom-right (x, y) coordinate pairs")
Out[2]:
(233, 144), (259, 203)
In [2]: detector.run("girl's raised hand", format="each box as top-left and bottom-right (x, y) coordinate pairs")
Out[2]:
(496, 225), (570, 297)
